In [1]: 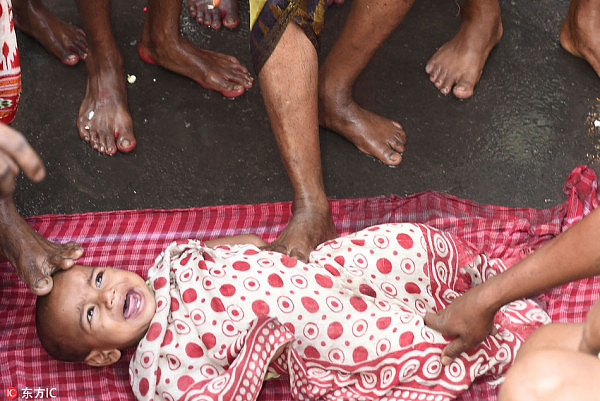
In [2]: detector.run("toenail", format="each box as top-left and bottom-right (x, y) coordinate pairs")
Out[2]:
(35, 277), (49, 289)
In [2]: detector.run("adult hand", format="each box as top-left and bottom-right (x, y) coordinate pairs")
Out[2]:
(0, 123), (45, 195)
(424, 285), (498, 365)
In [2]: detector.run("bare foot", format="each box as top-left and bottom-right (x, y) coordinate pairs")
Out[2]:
(0, 197), (83, 296)
(12, 0), (87, 66)
(560, 0), (600, 79)
(138, 36), (253, 98)
(187, 0), (240, 30)
(425, 0), (502, 99)
(318, 78), (406, 166)
(77, 51), (136, 155)
(264, 198), (336, 262)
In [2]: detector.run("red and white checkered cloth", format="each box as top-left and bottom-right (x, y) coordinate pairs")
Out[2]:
(1, 165), (598, 401)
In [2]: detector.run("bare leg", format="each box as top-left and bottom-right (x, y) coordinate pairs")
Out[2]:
(318, 0), (409, 166)
(327, 0), (344, 5)
(500, 323), (600, 401)
(187, 0), (240, 30)
(12, 0), (87, 66)
(259, 22), (336, 262)
(425, 0), (502, 99)
(138, 0), (253, 98)
(560, 0), (600, 78)
(75, 0), (136, 155)
(0, 196), (83, 295)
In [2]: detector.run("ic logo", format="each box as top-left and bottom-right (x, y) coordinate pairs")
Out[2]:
(4, 387), (17, 399)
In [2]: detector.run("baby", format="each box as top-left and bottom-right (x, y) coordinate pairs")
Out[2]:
(36, 223), (549, 401)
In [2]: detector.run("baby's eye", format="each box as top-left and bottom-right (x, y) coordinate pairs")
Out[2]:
(87, 307), (94, 324)
(95, 271), (103, 288)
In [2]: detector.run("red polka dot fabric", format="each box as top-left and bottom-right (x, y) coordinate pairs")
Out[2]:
(130, 223), (549, 401)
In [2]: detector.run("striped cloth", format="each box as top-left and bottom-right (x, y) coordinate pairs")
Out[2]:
(1, 165), (599, 401)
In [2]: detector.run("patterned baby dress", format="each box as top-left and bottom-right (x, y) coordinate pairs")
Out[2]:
(130, 223), (550, 401)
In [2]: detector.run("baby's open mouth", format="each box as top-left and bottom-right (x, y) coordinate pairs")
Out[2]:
(123, 290), (142, 319)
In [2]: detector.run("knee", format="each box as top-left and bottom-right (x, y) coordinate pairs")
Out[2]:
(499, 350), (566, 401)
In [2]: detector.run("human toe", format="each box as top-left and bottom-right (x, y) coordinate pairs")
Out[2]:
(266, 242), (288, 255)
(117, 135), (136, 153)
(79, 127), (90, 142)
(61, 53), (80, 66)
(33, 275), (53, 296)
(104, 141), (117, 155)
(453, 81), (475, 99)
(288, 247), (309, 263)
(210, 11), (223, 29)
(220, 85), (245, 98)
(66, 241), (84, 256)
(425, 61), (435, 74)
(223, 14), (240, 29)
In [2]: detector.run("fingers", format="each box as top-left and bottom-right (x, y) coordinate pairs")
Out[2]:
(440, 338), (468, 366)
(0, 124), (45, 183)
(0, 150), (19, 194)
(423, 311), (444, 332)
(424, 311), (463, 365)
(262, 243), (309, 263)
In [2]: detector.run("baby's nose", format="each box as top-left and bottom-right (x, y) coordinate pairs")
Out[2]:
(103, 288), (117, 308)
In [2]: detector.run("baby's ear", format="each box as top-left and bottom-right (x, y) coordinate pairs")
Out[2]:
(84, 349), (122, 367)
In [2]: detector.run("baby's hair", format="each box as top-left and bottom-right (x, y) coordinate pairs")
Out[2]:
(35, 271), (90, 362)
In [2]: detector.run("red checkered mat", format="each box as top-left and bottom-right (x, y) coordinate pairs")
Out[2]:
(2, 165), (599, 401)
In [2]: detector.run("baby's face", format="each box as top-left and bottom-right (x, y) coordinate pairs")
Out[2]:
(46, 265), (156, 352)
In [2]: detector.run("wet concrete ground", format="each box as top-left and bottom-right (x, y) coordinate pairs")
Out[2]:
(9, 0), (600, 218)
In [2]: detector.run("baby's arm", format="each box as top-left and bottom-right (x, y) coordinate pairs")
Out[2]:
(204, 234), (267, 248)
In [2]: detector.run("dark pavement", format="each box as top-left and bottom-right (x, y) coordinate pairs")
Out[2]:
(9, 0), (600, 219)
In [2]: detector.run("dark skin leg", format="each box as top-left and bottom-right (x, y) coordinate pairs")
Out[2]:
(259, 22), (336, 262)
(75, 0), (136, 155)
(138, 0), (253, 98)
(425, 0), (502, 99)
(12, 0), (87, 66)
(187, 0), (240, 30)
(560, 0), (600, 79)
(0, 196), (83, 296)
(318, 0), (410, 166)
